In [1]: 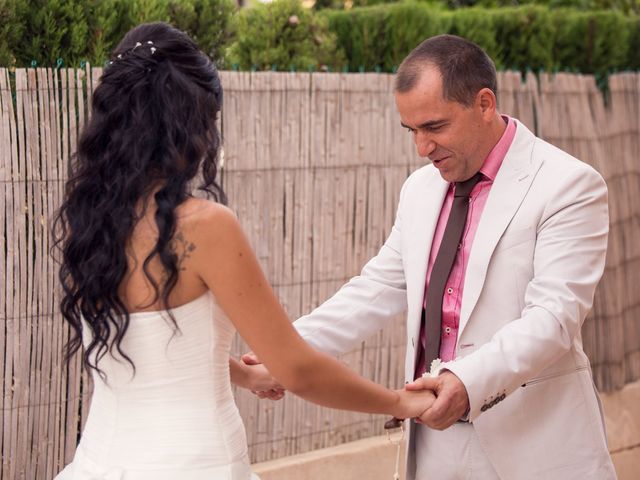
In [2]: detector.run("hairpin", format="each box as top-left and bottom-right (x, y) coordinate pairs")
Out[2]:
(110, 41), (157, 64)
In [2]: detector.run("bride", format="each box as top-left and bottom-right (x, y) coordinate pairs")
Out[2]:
(53, 22), (433, 480)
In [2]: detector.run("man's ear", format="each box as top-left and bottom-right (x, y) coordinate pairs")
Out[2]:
(476, 88), (497, 117)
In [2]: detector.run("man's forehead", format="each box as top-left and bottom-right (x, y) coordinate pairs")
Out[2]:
(396, 58), (440, 85)
(411, 67), (444, 96)
(395, 70), (446, 109)
(394, 85), (457, 129)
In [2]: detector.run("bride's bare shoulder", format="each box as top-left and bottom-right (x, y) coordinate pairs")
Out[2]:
(178, 198), (253, 283)
(178, 198), (242, 244)
(179, 197), (234, 220)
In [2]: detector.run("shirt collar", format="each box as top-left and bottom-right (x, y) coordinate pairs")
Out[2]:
(479, 115), (516, 182)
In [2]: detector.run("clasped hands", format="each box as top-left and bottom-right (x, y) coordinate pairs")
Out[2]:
(404, 372), (470, 429)
(241, 353), (470, 430)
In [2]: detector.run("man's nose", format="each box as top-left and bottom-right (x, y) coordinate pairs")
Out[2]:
(415, 131), (436, 158)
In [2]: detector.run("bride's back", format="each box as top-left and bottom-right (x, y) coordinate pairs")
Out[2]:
(119, 197), (214, 315)
(63, 195), (255, 479)
(71, 193), (251, 476)
(76, 284), (252, 478)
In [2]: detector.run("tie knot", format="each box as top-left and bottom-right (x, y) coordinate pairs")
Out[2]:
(454, 173), (482, 198)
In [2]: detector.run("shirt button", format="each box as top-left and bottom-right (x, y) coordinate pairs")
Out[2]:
(447, 287), (453, 294)
(444, 326), (452, 334)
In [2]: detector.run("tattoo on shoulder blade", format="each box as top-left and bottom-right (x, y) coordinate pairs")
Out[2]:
(171, 232), (197, 271)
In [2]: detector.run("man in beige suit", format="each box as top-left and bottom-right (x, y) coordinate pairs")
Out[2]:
(248, 35), (617, 479)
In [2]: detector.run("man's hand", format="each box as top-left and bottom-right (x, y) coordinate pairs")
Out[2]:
(405, 370), (470, 430)
(242, 351), (286, 400)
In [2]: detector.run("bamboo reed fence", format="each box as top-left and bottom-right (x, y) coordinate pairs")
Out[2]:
(0, 68), (639, 478)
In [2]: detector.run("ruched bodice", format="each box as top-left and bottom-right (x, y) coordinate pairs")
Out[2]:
(55, 292), (258, 480)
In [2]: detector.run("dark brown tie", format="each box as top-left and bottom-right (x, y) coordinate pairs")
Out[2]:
(423, 173), (482, 371)
(383, 173), (482, 431)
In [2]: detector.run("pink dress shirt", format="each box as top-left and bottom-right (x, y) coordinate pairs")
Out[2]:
(416, 116), (516, 377)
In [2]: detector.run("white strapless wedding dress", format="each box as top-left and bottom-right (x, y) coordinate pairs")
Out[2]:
(55, 292), (259, 480)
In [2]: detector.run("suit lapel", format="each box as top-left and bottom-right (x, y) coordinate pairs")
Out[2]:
(404, 168), (448, 363)
(458, 122), (543, 334)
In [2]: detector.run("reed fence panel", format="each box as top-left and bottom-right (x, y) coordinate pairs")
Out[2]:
(0, 69), (638, 476)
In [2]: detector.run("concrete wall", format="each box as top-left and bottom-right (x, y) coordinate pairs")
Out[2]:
(253, 380), (640, 480)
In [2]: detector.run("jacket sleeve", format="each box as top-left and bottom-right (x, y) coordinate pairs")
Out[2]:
(446, 161), (609, 421)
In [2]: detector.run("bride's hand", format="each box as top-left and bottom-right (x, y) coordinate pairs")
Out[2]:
(242, 351), (261, 365)
(246, 364), (286, 400)
(392, 388), (436, 420)
(240, 351), (286, 400)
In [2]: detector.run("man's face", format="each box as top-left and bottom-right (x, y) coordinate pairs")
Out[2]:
(394, 66), (489, 183)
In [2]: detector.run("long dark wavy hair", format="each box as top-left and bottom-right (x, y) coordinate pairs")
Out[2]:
(53, 22), (225, 377)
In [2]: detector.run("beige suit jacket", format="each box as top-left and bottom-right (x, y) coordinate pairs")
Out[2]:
(294, 120), (616, 479)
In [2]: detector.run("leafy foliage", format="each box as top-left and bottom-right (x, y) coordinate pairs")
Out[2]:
(1, 0), (234, 67)
(12, 0), (92, 67)
(322, 2), (639, 74)
(0, 0), (637, 75)
(228, 0), (344, 71)
(0, 0), (28, 66)
(314, 0), (640, 14)
(451, 0), (640, 15)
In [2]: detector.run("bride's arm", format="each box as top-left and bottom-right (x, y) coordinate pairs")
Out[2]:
(192, 203), (433, 418)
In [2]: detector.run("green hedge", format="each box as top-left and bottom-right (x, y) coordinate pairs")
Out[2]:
(1, 0), (638, 75)
(0, 0), (235, 68)
(323, 3), (639, 75)
(450, 0), (640, 13)
(227, 0), (344, 71)
(324, 0), (640, 13)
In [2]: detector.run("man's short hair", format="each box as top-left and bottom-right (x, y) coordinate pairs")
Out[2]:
(395, 34), (497, 107)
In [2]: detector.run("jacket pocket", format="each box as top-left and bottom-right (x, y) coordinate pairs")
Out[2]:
(522, 365), (589, 387)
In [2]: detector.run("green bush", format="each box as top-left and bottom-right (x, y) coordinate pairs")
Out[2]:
(550, 9), (631, 75)
(1, 0), (637, 75)
(382, 3), (452, 71)
(448, 7), (499, 63)
(177, 0), (237, 63)
(87, 0), (137, 64)
(0, 0), (27, 66)
(131, 0), (236, 64)
(324, 4), (389, 70)
(313, 0), (345, 10)
(457, 0), (640, 15)
(314, 0), (640, 14)
(6, 0), (93, 67)
(0, 0), (235, 68)
(628, 16), (640, 71)
(322, 2), (639, 74)
(490, 6), (556, 72)
(227, 0), (345, 71)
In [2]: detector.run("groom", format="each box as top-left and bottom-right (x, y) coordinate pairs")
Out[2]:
(248, 35), (617, 479)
